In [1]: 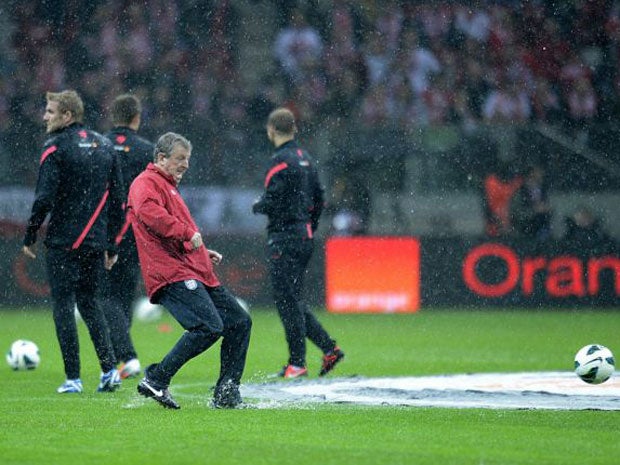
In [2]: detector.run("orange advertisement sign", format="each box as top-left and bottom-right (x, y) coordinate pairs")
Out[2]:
(325, 237), (421, 313)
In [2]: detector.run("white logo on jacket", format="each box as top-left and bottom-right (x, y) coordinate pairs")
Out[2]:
(184, 279), (198, 290)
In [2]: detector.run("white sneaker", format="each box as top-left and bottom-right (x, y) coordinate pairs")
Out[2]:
(57, 378), (83, 394)
(97, 369), (121, 392)
(119, 358), (141, 379)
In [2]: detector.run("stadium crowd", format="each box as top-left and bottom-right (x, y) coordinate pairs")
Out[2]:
(0, 0), (618, 192)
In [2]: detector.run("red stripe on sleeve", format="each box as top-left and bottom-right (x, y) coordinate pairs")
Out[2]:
(264, 162), (288, 188)
(114, 216), (131, 245)
(40, 145), (57, 165)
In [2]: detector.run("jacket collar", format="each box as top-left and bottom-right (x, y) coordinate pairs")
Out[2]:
(49, 122), (83, 136)
(275, 140), (297, 152)
(147, 163), (177, 186)
(111, 126), (137, 135)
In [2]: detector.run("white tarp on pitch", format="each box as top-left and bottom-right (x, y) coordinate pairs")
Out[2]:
(241, 372), (620, 410)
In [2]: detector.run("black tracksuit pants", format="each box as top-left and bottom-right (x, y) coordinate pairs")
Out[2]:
(46, 247), (117, 379)
(267, 233), (335, 367)
(99, 238), (140, 363)
(148, 281), (252, 389)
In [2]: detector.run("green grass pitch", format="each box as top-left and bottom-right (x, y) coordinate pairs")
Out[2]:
(1, 306), (619, 465)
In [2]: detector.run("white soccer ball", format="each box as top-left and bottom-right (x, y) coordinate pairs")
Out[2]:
(133, 297), (163, 322)
(6, 339), (40, 371)
(574, 344), (615, 384)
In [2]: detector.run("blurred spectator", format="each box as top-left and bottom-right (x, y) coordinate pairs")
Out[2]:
(323, 2), (362, 75)
(273, 9), (323, 87)
(421, 72), (457, 126)
(400, 28), (442, 96)
(559, 50), (593, 89)
(563, 205), (614, 252)
(361, 29), (394, 86)
(454, 4), (490, 42)
(416, 2), (453, 43)
(482, 162), (522, 237)
(452, 87), (479, 131)
(328, 174), (371, 236)
(511, 165), (552, 241)
(459, 52), (491, 120)
(530, 77), (563, 123)
(374, 1), (404, 52)
(482, 79), (531, 123)
(322, 1), (368, 118)
(565, 77), (598, 127)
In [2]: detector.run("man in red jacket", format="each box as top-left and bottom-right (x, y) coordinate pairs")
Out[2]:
(127, 132), (252, 409)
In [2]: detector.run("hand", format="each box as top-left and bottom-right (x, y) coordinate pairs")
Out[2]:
(22, 245), (36, 259)
(104, 251), (118, 270)
(208, 249), (222, 265)
(190, 231), (203, 249)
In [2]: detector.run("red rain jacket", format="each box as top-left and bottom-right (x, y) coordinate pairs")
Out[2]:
(127, 163), (220, 299)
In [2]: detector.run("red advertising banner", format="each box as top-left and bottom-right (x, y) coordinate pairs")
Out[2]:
(325, 237), (421, 313)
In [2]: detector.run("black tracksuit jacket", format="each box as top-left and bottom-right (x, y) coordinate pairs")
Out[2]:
(253, 140), (324, 236)
(252, 140), (333, 366)
(23, 123), (124, 252)
(105, 126), (153, 247)
(106, 127), (153, 196)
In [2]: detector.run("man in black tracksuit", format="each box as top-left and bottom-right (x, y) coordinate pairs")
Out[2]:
(252, 107), (344, 379)
(100, 94), (153, 379)
(22, 90), (125, 394)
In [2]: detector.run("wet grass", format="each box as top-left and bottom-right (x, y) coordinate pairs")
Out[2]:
(1, 307), (619, 465)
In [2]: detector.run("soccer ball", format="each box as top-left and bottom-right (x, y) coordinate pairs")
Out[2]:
(133, 297), (163, 322)
(574, 344), (615, 384)
(6, 340), (40, 371)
